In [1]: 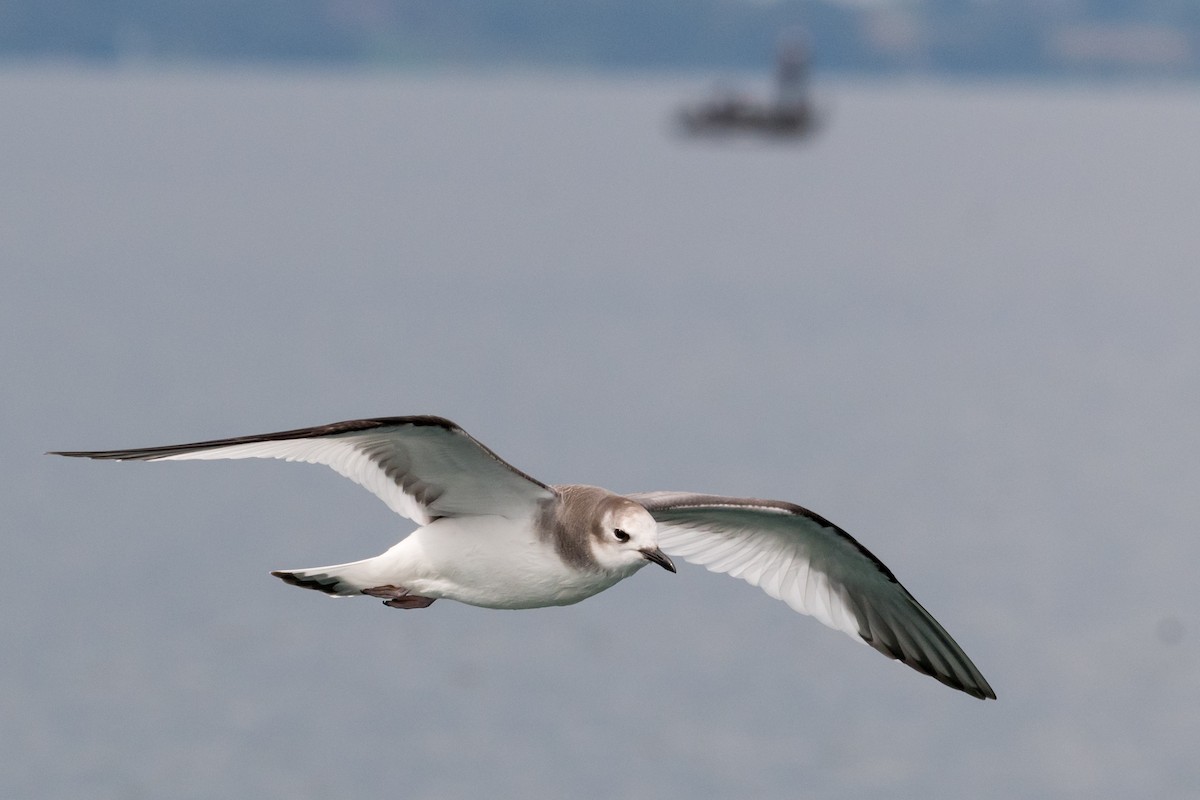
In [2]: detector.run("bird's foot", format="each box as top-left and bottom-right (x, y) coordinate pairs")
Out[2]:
(362, 585), (436, 609)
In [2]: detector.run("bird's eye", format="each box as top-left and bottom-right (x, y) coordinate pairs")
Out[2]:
(614, 528), (630, 542)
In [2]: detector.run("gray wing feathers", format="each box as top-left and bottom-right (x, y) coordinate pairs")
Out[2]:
(629, 492), (995, 700)
(51, 416), (556, 524)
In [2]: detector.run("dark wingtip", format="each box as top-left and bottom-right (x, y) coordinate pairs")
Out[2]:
(955, 681), (997, 701)
(46, 449), (138, 460)
(937, 673), (995, 700)
(859, 625), (996, 700)
(973, 680), (998, 701)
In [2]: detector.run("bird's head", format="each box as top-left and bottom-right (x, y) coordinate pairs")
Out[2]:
(589, 497), (676, 575)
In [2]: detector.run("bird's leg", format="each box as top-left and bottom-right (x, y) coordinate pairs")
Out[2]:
(361, 585), (436, 609)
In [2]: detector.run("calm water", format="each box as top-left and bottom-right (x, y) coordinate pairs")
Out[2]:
(4, 68), (1199, 798)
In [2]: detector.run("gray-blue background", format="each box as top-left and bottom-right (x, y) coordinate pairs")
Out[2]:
(5, 1), (1200, 77)
(4, 69), (1199, 797)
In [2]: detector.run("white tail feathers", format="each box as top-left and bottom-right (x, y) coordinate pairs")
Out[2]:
(271, 558), (382, 597)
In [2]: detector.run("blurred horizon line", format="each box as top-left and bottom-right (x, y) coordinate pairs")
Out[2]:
(3, 1), (1200, 81)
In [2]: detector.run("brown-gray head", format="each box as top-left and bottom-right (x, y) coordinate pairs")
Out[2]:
(550, 484), (676, 575)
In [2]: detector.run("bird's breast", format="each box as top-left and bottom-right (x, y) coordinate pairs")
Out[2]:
(401, 515), (627, 609)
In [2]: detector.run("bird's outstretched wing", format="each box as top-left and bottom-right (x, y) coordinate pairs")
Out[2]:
(51, 416), (556, 525)
(628, 491), (995, 699)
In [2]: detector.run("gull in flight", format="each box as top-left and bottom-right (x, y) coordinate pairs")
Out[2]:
(51, 415), (995, 699)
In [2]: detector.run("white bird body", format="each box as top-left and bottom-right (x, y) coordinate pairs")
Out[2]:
(50, 415), (996, 699)
(304, 509), (643, 610)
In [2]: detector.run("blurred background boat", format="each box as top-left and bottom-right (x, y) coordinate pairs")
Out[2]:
(677, 32), (817, 139)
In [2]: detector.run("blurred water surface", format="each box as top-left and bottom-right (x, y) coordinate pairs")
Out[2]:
(3, 68), (1199, 798)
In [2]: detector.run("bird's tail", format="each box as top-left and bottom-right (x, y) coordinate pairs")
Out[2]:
(271, 557), (385, 597)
